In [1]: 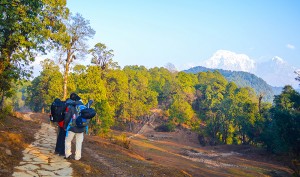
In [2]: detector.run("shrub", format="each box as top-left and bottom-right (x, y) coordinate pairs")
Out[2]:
(0, 105), (13, 120)
(108, 133), (130, 149)
(154, 122), (175, 132)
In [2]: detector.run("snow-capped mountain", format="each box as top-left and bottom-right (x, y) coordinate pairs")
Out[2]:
(256, 56), (298, 88)
(203, 50), (256, 73)
(203, 50), (299, 88)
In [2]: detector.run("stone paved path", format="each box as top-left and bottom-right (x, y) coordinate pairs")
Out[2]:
(12, 118), (73, 177)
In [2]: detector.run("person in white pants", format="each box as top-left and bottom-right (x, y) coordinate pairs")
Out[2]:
(64, 93), (86, 160)
(65, 131), (84, 160)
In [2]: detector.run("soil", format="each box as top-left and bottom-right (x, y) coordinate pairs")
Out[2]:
(0, 112), (295, 177)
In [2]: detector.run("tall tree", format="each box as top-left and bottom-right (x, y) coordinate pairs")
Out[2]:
(89, 43), (116, 70)
(58, 13), (95, 100)
(0, 0), (68, 109)
(105, 69), (129, 118)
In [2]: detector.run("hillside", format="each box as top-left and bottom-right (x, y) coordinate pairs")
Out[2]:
(184, 66), (274, 102)
(0, 112), (294, 177)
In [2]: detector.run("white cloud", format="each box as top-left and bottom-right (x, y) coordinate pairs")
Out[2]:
(286, 44), (295, 49)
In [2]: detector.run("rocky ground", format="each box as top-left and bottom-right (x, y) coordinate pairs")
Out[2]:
(0, 112), (295, 177)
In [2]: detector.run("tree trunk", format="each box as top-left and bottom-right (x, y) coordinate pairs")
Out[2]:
(63, 52), (71, 100)
(129, 117), (132, 132)
(258, 94), (263, 116)
(0, 93), (4, 111)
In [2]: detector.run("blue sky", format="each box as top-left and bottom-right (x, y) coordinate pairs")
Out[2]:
(66, 0), (300, 70)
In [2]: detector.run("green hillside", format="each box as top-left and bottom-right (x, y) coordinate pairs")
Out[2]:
(184, 66), (274, 102)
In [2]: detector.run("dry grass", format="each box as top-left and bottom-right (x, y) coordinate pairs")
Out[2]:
(0, 113), (40, 177)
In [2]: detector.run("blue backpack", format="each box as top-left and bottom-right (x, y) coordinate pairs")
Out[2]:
(66, 104), (96, 136)
(74, 105), (89, 128)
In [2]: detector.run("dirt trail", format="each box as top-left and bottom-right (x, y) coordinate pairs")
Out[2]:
(128, 113), (156, 139)
(12, 113), (73, 177)
(84, 147), (130, 177)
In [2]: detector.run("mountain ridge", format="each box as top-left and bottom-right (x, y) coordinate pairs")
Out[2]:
(184, 66), (274, 102)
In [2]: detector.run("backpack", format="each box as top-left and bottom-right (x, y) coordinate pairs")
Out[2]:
(70, 105), (96, 128)
(80, 108), (96, 119)
(50, 98), (66, 122)
(66, 100), (96, 136)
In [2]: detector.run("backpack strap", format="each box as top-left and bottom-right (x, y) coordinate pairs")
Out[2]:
(65, 104), (76, 137)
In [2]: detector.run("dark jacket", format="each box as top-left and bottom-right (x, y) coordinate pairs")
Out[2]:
(64, 99), (86, 133)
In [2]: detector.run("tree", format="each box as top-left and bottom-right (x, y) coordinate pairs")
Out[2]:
(26, 59), (63, 112)
(148, 67), (176, 108)
(267, 86), (300, 155)
(90, 100), (114, 135)
(58, 13), (95, 100)
(169, 96), (195, 125)
(123, 66), (158, 131)
(0, 0), (68, 109)
(105, 69), (129, 118)
(89, 43), (116, 70)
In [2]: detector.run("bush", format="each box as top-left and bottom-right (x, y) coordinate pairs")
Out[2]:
(0, 105), (13, 120)
(154, 122), (175, 132)
(108, 133), (130, 149)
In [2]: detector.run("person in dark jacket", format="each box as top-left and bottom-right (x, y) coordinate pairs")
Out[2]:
(64, 93), (86, 160)
(54, 116), (66, 156)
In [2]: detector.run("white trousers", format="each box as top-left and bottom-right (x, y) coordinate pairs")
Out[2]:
(65, 131), (84, 160)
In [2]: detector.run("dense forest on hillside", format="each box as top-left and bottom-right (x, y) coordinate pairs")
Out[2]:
(185, 66), (275, 102)
(0, 0), (299, 165)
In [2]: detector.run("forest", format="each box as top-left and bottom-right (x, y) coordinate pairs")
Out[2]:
(0, 0), (299, 162)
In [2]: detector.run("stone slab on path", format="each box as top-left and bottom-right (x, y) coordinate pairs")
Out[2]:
(12, 117), (73, 177)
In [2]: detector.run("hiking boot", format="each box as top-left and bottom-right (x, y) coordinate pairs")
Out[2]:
(64, 156), (71, 160)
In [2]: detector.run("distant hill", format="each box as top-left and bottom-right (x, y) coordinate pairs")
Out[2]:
(272, 86), (300, 95)
(184, 66), (274, 102)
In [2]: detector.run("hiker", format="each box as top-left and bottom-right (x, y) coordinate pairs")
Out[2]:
(54, 117), (66, 156)
(50, 98), (67, 156)
(64, 93), (86, 160)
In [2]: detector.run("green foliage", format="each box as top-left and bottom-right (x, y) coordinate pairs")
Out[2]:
(0, 105), (13, 120)
(105, 69), (129, 118)
(0, 0), (68, 109)
(154, 122), (176, 132)
(123, 66), (158, 130)
(91, 100), (114, 135)
(185, 66), (274, 102)
(264, 86), (300, 155)
(169, 97), (194, 124)
(26, 59), (63, 112)
(148, 67), (176, 108)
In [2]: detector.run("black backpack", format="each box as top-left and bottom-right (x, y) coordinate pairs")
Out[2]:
(80, 108), (96, 119)
(50, 98), (66, 122)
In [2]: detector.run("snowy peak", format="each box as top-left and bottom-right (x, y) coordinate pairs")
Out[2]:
(271, 56), (287, 65)
(201, 50), (299, 88)
(204, 50), (256, 73)
(257, 57), (298, 87)
(272, 56), (285, 64)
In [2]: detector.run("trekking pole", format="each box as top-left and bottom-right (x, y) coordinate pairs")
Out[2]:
(86, 100), (94, 108)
